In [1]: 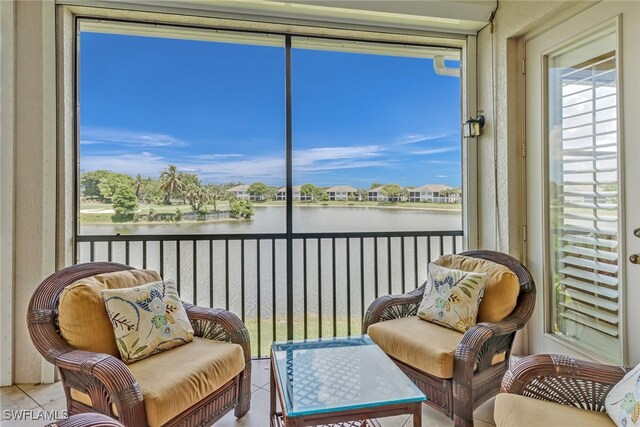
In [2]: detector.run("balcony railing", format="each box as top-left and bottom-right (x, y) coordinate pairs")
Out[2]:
(76, 230), (463, 357)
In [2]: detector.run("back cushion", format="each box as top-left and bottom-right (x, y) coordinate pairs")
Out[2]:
(58, 269), (162, 356)
(434, 254), (520, 323)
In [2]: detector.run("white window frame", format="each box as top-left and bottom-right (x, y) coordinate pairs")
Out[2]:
(57, 3), (479, 263)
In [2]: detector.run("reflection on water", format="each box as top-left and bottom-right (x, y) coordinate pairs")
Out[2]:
(80, 205), (462, 235)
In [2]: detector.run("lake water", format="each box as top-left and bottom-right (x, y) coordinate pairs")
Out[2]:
(81, 205), (462, 235)
(79, 206), (462, 355)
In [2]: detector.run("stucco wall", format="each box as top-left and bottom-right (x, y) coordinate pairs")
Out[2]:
(477, 0), (578, 257)
(13, 0), (56, 384)
(476, 0), (579, 257)
(476, 0), (580, 354)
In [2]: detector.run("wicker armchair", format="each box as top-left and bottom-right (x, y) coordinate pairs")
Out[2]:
(363, 250), (536, 427)
(495, 354), (630, 426)
(47, 413), (125, 427)
(27, 262), (252, 427)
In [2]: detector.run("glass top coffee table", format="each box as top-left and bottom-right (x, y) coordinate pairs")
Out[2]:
(270, 335), (425, 427)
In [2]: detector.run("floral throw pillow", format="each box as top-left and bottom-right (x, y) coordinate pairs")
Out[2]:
(100, 280), (194, 363)
(417, 263), (489, 333)
(606, 363), (640, 426)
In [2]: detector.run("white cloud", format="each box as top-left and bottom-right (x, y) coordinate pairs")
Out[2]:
(80, 144), (389, 183)
(81, 126), (187, 147)
(425, 160), (460, 165)
(396, 132), (456, 145)
(437, 175), (448, 178)
(81, 152), (167, 177)
(411, 146), (460, 155)
(188, 154), (244, 160)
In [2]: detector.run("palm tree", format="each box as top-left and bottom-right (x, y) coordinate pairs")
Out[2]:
(133, 174), (144, 199)
(159, 165), (183, 205)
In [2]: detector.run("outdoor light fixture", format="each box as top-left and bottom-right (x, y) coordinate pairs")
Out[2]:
(463, 115), (485, 138)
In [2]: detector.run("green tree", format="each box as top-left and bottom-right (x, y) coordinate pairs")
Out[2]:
(178, 173), (201, 204)
(141, 178), (164, 204)
(358, 189), (368, 202)
(231, 200), (254, 219)
(159, 165), (183, 205)
(300, 183), (318, 201)
(380, 184), (402, 202)
(248, 182), (269, 200)
(184, 183), (204, 211)
(80, 170), (112, 201)
(370, 183), (384, 189)
(97, 172), (135, 203)
(111, 185), (138, 221)
(205, 184), (226, 211)
(317, 190), (329, 202)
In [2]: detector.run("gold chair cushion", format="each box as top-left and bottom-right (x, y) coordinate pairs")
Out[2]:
(435, 254), (521, 323)
(367, 316), (463, 378)
(70, 337), (245, 427)
(494, 393), (615, 427)
(417, 263), (489, 332)
(58, 269), (162, 357)
(101, 279), (194, 363)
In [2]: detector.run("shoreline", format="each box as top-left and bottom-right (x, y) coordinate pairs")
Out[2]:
(80, 203), (462, 225)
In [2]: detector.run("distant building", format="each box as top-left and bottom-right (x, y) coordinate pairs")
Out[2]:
(326, 185), (358, 201)
(227, 184), (265, 201)
(227, 184), (250, 201)
(408, 184), (459, 203)
(276, 185), (311, 201)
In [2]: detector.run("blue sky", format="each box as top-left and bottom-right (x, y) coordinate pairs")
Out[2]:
(80, 31), (461, 188)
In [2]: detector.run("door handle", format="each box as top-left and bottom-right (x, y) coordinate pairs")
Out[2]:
(631, 254), (640, 265)
(635, 228), (640, 238)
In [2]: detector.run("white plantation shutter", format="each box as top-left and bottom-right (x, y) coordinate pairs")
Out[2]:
(548, 31), (621, 361)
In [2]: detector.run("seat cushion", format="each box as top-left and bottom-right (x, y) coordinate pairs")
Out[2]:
(367, 316), (463, 378)
(70, 337), (245, 427)
(59, 269), (161, 356)
(435, 254), (520, 323)
(494, 394), (615, 427)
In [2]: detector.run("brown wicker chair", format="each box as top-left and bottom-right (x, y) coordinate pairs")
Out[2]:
(27, 262), (252, 427)
(47, 413), (125, 427)
(363, 250), (535, 427)
(496, 354), (630, 426)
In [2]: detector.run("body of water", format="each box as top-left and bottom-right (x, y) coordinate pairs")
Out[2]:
(78, 206), (463, 355)
(81, 205), (462, 235)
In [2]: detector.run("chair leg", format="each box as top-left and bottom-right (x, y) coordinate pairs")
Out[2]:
(234, 364), (252, 417)
(452, 379), (474, 427)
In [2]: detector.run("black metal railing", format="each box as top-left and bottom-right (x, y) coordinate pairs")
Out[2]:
(76, 230), (463, 357)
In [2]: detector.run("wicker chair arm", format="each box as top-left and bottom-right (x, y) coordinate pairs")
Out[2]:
(362, 286), (425, 330)
(500, 354), (629, 411)
(183, 303), (251, 363)
(55, 349), (145, 423)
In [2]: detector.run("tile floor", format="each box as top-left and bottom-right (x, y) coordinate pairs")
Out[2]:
(1, 359), (496, 427)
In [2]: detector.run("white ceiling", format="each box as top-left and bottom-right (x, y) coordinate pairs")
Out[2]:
(98, 0), (497, 34)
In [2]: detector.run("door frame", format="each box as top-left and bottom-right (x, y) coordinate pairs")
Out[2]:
(520, 0), (639, 365)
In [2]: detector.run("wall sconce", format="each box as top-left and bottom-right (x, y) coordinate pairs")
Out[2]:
(463, 115), (485, 138)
